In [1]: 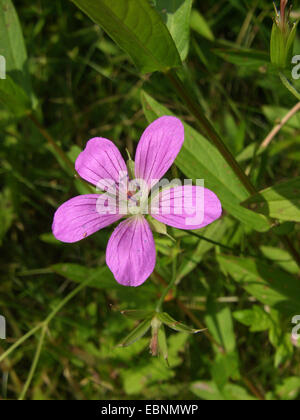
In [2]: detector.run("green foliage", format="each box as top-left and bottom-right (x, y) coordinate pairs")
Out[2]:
(0, 0), (300, 402)
(244, 177), (300, 222)
(70, 0), (181, 73)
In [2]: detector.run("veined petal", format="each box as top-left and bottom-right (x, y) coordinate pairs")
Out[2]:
(106, 216), (156, 287)
(135, 116), (184, 189)
(150, 186), (222, 230)
(75, 138), (128, 190)
(52, 194), (123, 243)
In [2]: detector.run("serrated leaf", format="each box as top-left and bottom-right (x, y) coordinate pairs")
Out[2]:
(70, 0), (181, 73)
(233, 306), (272, 332)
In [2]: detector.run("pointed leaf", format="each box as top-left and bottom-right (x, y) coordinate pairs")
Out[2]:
(218, 255), (300, 316)
(154, 0), (192, 60)
(117, 317), (152, 347)
(0, 0), (34, 105)
(157, 312), (204, 333)
(243, 177), (300, 222)
(121, 310), (155, 320)
(70, 0), (181, 73)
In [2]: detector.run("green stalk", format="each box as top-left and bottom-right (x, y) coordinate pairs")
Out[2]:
(156, 249), (177, 311)
(0, 276), (95, 399)
(279, 72), (300, 101)
(18, 324), (47, 401)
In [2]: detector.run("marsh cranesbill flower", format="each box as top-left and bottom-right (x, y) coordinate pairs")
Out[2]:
(52, 117), (222, 287)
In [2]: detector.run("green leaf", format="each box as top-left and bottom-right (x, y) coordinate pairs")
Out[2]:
(260, 246), (299, 274)
(117, 317), (152, 347)
(243, 177), (300, 222)
(51, 263), (118, 290)
(276, 377), (300, 400)
(218, 255), (300, 316)
(0, 74), (31, 116)
(205, 302), (236, 353)
(211, 352), (240, 388)
(191, 381), (256, 401)
(157, 312), (204, 334)
(141, 90), (270, 232)
(0, 188), (14, 245)
(0, 0), (34, 106)
(190, 381), (224, 400)
(121, 310), (155, 320)
(213, 45), (270, 69)
(233, 305), (272, 332)
(190, 9), (214, 41)
(70, 0), (181, 73)
(158, 325), (168, 361)
(176, 219), (227, 283)
(153, 0), (192, 61)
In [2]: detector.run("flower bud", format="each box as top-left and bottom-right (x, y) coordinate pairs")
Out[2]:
(270, 0), (298, 68)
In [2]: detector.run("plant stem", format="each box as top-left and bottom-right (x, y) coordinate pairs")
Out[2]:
(28, 114), (94, 193)
(176, 299), (265, 400)
(18, 324), (47, 401)
(279, 72), (300, 101)
(0, 276), (94, 399)
(166, 70), (300, 266)
(156, 250), (177, 311)
(260, 101), (300, 149)
(44, 278), (93, 324)
(28, 114), (75, 172)
(165, 70), (257, 196)
(281, 235), (300, 267)
(0, 323), (43, 364)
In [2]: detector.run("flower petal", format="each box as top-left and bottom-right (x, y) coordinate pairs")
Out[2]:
(106, 216), (156, 287)
(135, 116), (184, 188)
(75, 138), (128, 189)
(151, 186), (222, 230)
(52, 194), (123, 243)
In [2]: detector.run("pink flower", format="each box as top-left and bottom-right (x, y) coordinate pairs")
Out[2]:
(52, 117), (222, 287)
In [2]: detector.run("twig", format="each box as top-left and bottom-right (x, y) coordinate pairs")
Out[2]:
(260, 102), (300, 149)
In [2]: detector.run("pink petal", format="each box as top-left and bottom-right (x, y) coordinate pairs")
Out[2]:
(75, 138), (128, 189)
(106, 216), (156, 287)
(151, 186), (222, 230)
(52, 194), (123, 243)
(135, 116), (184, 188)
